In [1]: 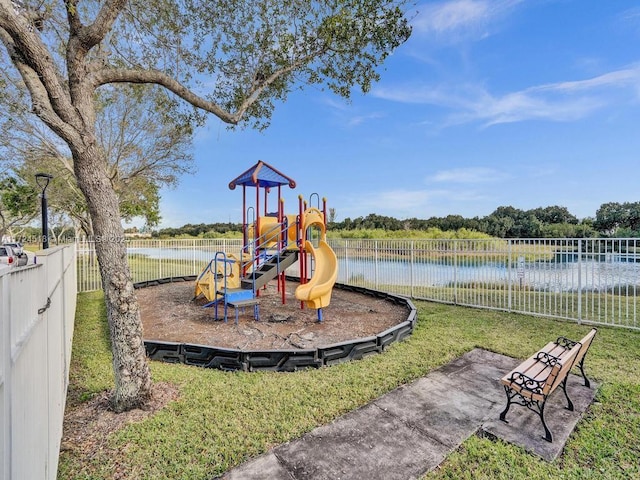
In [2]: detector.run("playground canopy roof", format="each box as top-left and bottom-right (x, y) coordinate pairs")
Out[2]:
(228, 160), (296, 190)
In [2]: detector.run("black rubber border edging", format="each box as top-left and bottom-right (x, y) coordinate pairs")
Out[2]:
(135, 275), (417, 372)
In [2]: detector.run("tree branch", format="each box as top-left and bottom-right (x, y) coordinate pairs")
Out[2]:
(0, 26), (82, 146)
(0, 0), (78, 127)
(235, 60), (305, 118)
(92, 67), (241, 124)
(92, 51), (315, 126)
(78, 0), (127, 50)
(65, 0), (82, 34)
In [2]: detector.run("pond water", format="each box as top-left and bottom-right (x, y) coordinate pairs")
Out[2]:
(337, 257), (640, 292)
(127, 246), (640, 292)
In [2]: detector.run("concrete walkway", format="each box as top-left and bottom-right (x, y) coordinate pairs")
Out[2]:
(220, 349), (598, 480)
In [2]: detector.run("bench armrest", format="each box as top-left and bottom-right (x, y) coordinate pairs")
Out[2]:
(505, 371), (546, 396)
(555, 335), (578, 349)
(534, 351), (562, 368)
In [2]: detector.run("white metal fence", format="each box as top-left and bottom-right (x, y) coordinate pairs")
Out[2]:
(1, 245), (77, 480)
(333, 238), (639, 330)
(76, 238), (240, 291)
(77, 238), (639, 330)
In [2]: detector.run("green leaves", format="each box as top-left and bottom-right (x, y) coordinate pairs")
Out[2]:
(0, 175), (38, 236)
(595, 201), (640, 237)
(116, 0), (411, 129)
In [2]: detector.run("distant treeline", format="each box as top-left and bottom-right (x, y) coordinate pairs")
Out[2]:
(153, 222), (242, 238)
(152, 202), (640, 239)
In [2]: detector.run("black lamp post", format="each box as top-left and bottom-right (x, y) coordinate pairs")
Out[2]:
(35, 173), (53, 249)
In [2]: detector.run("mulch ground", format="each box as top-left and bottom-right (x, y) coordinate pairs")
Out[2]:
(136, 280), (411, 350)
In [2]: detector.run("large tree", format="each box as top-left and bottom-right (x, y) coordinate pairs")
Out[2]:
(0, 0), (411, 411)
(595, 201), (640, 237)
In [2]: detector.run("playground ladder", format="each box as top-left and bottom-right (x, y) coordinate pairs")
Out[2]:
(241, 248), (299, 291)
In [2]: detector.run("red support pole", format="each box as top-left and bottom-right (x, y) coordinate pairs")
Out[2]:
(279, 197), (286, 304)
(264, 187), (269, 216)
(255, 184), (260, 252)
(298, 194), (305, 309)
(322, 197), (328, 228)
(242, 185), (247, 252)
(279, 196), (284, 243)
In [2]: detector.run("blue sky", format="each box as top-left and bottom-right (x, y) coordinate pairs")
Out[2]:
(156, 0), (640, 228)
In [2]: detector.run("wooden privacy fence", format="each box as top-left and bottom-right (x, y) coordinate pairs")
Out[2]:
(1, 245), (77, 480)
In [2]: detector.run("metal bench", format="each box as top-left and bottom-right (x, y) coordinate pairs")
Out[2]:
(499, 328), (597, 442)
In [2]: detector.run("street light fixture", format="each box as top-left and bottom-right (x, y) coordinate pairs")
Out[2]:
(35, 173), (53, 249)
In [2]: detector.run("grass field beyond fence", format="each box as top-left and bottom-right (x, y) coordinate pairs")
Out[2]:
(58, 292), (640, 479)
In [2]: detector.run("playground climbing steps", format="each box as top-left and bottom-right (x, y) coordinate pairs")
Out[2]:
(241, 248), (299, 291)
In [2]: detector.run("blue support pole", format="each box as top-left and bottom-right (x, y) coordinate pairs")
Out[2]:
(317, 308), (323, 322)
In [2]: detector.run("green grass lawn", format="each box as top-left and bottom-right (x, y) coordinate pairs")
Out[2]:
(59, 292), (640, 479)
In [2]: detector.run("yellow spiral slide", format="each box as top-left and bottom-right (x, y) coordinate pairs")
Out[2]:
(295, 239), (338, 309)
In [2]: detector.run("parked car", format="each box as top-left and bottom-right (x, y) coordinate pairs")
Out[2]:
(3, 242), (23, 255)
(0, 245), (16, 268)
(3, 242), (28, 266)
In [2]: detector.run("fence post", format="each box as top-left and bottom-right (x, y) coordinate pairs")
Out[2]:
(508, 239), (512, 312)
(453, 240), (458, 305)
(577, 239), (582, 324)
(374, 240), (379, 290)
(344, 240), (350, 283)
(192, 239), (196, 275)
(410, 240), (415, 298)
(157, 239), (162, 280)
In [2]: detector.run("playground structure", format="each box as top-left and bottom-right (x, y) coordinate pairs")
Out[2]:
(194, 161), (338, 323)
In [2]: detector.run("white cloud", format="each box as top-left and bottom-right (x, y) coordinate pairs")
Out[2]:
(321, 96), (350, 112)
(618, 7), (640, 34)
(530, 66), (640, 94)
(455, 91), (605, 126)
(346, 112), (385, 127)
(412, 0), (522, 42)
(373, 83), (480, 108)
(429, 167), (510, 183)
(339, 187), (493, 219)
(373, 64), (640, 127)
(320, 95), (386, 127)
(379, 189), (431, 207)
(357, 189), (431, 212)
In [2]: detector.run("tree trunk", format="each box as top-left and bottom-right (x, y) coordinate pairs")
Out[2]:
(73, 143), (152, 412)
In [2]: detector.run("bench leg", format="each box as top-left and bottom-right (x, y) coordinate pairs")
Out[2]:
(539, 401), (553, 443)
(577, 357), (591, 388)
(500, 385), (554, 443)
(560, 375), (574, 411)
(499, 386), (514, 422)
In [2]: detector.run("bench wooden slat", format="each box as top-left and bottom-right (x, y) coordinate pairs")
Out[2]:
(547, 341), (582, 392)
(502, 357), (553, 382)
(540, 342), (572, 359)
(501, 341), (560, 395)
(574, 328), (597, 370)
